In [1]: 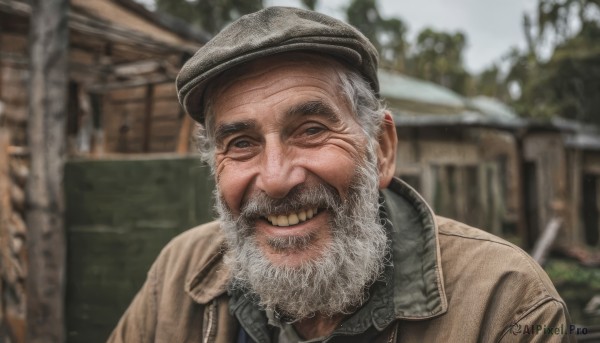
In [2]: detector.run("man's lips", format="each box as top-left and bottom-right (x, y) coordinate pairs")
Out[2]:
(262, 207), (319, 227)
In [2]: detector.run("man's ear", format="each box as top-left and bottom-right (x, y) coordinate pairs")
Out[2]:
(376, 111), (398, 189)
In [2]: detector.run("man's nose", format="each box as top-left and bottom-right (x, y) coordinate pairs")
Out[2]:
(255, 139), (305, 199)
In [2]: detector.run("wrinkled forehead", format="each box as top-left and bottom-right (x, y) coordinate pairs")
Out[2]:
(204, 52), (351, 113)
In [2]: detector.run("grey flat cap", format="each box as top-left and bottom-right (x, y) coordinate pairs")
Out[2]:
(176, 6), (379, 123)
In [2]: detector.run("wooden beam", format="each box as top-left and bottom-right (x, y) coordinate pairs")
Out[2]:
(87, 75), (171, 93)
(531, 217), (563, 266)
(25, 1), (69, 342)
(176, 112), (193, 154)
(113, 60), (162, 76)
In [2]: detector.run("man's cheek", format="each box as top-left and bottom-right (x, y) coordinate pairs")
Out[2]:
(217, 169), (254, 215)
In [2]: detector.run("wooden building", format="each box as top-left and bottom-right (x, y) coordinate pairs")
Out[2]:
(563, 128), (600, 247)
(0, 0), (207, 156)
(380, 69), (600, 250)
(380, 70), (525, 242)
(0, 0), (207, 341)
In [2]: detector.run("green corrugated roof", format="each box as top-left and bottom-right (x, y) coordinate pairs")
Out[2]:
(468, 96), (519, 119)
(378, 69), (466, 109)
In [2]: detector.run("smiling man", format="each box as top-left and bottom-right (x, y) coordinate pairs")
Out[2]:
(108, 7), (572, 343)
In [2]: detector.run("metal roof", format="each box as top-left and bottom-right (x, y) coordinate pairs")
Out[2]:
(468, 96), (519, 120)
(392, 110), (526, 131)
(378, 69), (466, 109)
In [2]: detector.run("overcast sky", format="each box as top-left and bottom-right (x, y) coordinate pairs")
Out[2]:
(264, 0), (539, 73)
(137, 0), (539, 74)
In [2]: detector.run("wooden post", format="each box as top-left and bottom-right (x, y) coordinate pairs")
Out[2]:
(26, 0), (69, 342)
(531, 217), (563, 266)
(176, 112), (193, 154)
(515, 131), (529, 247)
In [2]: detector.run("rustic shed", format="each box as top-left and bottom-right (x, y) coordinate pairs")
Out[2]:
(0, 0), (207, 156)
(0, 0), (208, 341)
(381, 68), (600, 251)
(380, 69), (526, 242)
(562, 125), (600, 247)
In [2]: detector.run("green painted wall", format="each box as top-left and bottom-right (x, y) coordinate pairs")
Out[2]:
(64, 156), (215, 343)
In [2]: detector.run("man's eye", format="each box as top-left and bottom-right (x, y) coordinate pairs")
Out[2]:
(305, 126), (324, 135)
(231, 139), (252, 149)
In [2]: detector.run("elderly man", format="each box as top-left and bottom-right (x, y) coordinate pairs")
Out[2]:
(109, 7), (572, 343)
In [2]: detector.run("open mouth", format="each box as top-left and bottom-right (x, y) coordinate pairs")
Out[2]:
(263, 208), (320, 227)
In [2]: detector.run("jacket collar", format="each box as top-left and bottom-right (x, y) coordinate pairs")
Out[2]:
(381, 177), (448, 320)
(185, 177), (448, 322)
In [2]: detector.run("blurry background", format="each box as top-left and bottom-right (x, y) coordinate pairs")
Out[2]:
(0, 0), (599, 342)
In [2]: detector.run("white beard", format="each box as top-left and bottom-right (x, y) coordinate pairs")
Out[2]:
(216, 148), (388, 320)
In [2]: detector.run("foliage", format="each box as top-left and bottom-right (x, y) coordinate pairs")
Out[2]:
(155, 0), (263, 35)
(346, 0), (409, 71)
(536, 0), (600, 44)
(473, 64), (508, 100)
(545, 258), (600, 326)
(345, 0), (473, 94)
(300, 0), (317, 10)
(500, 0), (600, 124)
(406, 28), (471, 95)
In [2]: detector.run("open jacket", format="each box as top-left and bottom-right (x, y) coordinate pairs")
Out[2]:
(108, 178), (573, 343)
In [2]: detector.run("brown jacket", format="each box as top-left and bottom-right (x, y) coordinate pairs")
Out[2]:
(108, 179), (573, 343)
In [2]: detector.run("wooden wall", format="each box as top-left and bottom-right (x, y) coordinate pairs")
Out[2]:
(567, 149), (600, 247)
(0, 23), (29, 343)
(396, 126), (521, 239)
(0, 132), (28, 342)
(523, 132), (569, 245)
(102, 82), (183, 154)
(0, 30), (29, 147)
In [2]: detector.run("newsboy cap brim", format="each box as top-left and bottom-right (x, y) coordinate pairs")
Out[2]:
(176, 6), (379, 124)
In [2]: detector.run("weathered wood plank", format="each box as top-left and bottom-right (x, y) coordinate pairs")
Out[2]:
(153, 82), (177, 97)
(25, 1), (69, 342)
(153, 99), (180, 118)
(176, 113), (192, 154)
(108, 86), (146, 101)
(0, 32), (28, 54)
(531, 217), (563, 266)
(70, 47), (96, 65)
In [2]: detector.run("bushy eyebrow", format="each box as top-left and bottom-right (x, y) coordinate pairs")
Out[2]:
(213, 101), (340, 145)
(214, 120), (256, 145)
(284, 100), (341, 123)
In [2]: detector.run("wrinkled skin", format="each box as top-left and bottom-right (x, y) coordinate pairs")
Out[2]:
(211, 53), (396, 268)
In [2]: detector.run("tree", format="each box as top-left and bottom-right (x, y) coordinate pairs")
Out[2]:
(520, 24), (600, 122)
(155, 0), (263, 35)
(497, 0), (600, 123)
(346, 0), (409, 71)
(407, 28), (471, 94)
(300, 0), (317, 10)
(474, 64), (508, 100)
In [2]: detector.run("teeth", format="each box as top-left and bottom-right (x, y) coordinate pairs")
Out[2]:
(298, 210), (306, 221)
(277, 215), (289, 227)
(266, 208), (319, 227)
(288, 213), (299, 225)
